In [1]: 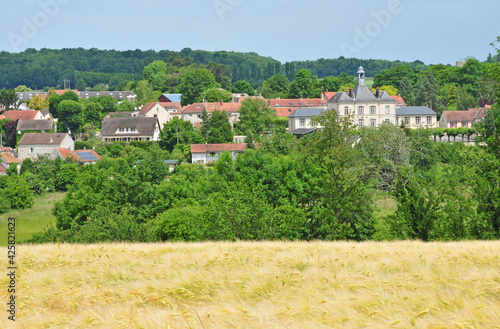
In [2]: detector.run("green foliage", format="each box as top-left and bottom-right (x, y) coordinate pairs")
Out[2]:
(197, 87), (233, 103)
(238, 98), (277, 136)
(178, 67), (218, 106)
(58, 100), (84, 134)
(232, 80), (255, 96)
(0, 176), (34, 209)
(159, 117), (203, 152)
(0, 88), (18, 110)
(288, 69), (321, 98)
(84, 101), (103, 127)
(202, 110), (234, 143)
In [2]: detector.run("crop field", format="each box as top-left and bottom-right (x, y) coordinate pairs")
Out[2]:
(1, 240), (499, 328)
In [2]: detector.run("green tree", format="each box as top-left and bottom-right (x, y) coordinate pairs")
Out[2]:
(159, 117), (203, 152)
(259, 73), (290, 98)
(0, 176), (34, 209)
(14, 85), (32, 92)
(238, 98), (277, 136)
(398, 77), (415, 105)
(197, 87), (233, 103)
(204, 110), (233, 143)
(232, 80), (255, 96)
(84, 101), (103, 127)
(304, 109), (376, 240)
(288, 69), (320, 98)
(0, 88), (18, 111)
(58, 100), (84, 135)
(143, 60), (168, 91)
(179, 67), (218, 106)
(415, 71), (445, 117)
(206, 62), (232, 90)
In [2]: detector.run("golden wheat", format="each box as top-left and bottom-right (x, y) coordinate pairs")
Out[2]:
(1, 241), (499, 328)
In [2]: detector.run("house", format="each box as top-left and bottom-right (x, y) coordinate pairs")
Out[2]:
(191, 143), (249, 164)
(56, 148), (101, 164)
(182, 101), (241, 127)
(3, 110), (43, 121)
(327, 66), (397, 128)
(0, 164), (6, 175)
(1, 152), (21, 173)
(395, 106), (438, 128)
(18, 133), (74, 159)
(392, 94), (407, 107)
(100, 117), (161, 142)
(159, 94), (182, 103)
(78, 91), (136, 101)
(17, 119), (53, 133)
(139, 102), (183, 129)
(288, 108), (325, 136)
(439, 107), (487, 128)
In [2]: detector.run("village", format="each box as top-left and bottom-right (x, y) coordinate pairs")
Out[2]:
(0, 66), (490, 173)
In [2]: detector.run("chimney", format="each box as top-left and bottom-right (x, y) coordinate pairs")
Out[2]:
(349, 87), (353, 98)
(376, 87), (380, 99)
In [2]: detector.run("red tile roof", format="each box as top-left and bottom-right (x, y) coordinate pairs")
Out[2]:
(1, 152), (21, 164)
(140, 102), (183, 115)
(57, 148), (78, 161)
(268, 99), (326, 108)
(0, 163), (6, 174)
(323, 92), (337, 101)
(57, 148), (101, 162)
(183, 102), (241, 114)
(191, 143), (248, 153)
(392, 94), (407, 106)
(442, 108), (486, 122)
(276, 107), (297, 117)
(3, 110), (40, 121)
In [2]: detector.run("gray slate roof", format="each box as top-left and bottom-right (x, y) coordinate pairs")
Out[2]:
(19, 133), (70, 145)
(17, 119), (52, 131)
(100, 117), (158, 136)
(329, 92), (355, 103)
(379, 91), (395, 102)
(288, 108), (326, 118)
(353, 84), (378, 102)
(396, 106), (437, 116)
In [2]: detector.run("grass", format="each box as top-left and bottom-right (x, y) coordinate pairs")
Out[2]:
(1, 240), (499, 328)
(0, 192), (65, 246)
(374, 190), (398, 219)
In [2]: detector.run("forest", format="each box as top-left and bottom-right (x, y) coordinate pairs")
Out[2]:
(0, 47), (437, 91)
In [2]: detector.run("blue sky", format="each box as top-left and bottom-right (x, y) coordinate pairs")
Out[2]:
(1, 0), (498, 65)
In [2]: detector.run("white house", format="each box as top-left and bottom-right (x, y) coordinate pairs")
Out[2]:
(191, 143), (249, 164)
(288, 108), (325, 136)
(100, 117), (161, 142)
(18, 133), (74, 159)
(139, 102), (183, 129)
(395, 106), (438, 128)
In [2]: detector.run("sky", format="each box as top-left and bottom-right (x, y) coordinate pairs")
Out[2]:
(1, 0), (499, 66)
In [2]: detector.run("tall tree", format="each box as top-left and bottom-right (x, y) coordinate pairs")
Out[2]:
(0, 88), (18, 111)
(178, 67), (218, 106)
(238, 98), (277, 136)
(58, 100), (84, 135)
(203, 110), (233, 143)
(196, 88), (233, 103)
(414, 71), (444, 116)
(159, 117), (203, 152)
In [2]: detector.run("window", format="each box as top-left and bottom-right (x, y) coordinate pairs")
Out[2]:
(358, 119), (364, 127)
(385, 119), (390, 124)
(396, 117), (399, 125)
(310, 120), (317, 127)
(299, 118), (306, 127)
(426, 116), (432, 125)
(30, 148), (34, 154)
(344, 106), (349, 116)
(357, 106), (364, 115)
(370, 106), (376, 115)
(404, 117), (410, 125)
(385, 105), (390, 115)
(209, 152), (216, 157)
(415, 116), (421, 125)
(370, 119), (376, 127)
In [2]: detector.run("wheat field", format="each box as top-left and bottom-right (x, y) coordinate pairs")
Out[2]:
(1, 241), (499, 328)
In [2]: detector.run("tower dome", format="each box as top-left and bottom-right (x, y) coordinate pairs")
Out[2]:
(356, 66), (365, 85)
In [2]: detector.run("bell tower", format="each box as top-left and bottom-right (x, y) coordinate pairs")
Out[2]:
(356, 66), (365, 85)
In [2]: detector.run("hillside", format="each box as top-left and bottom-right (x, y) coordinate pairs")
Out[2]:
(1, 241), (499, 328)
(0, 48), (427, 90)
